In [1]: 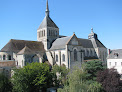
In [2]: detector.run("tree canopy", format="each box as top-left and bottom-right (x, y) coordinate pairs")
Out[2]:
(0, 73), (12, 92)
(85, 60), (105, 80)
(12, 62), (53, 92)
(97, 68), (122, 92)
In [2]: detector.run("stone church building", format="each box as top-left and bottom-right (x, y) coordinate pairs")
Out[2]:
(0, 0), (107, 69)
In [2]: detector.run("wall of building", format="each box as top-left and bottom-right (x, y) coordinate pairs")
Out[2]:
(107, 59), (122, 74)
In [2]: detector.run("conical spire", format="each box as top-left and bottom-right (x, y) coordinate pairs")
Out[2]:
(45, 0), (49, 17)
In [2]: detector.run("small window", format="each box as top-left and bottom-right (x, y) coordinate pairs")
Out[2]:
(62, 54), (65, 62)
(3, 55), (6, 60)
(56, 55), (58, 62)
(8, 55), (11, 60)
(44, 30), (45, 36)
(115, 62), (117, 66)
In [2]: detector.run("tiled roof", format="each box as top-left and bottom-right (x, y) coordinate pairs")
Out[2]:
(38, 16), (58, 30)
(108, 49), (122, 59)
(1, 39), (45, 53)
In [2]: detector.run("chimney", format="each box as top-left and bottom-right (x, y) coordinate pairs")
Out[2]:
(108, 49), (111, 55)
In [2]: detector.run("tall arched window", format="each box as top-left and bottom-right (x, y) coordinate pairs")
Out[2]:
(62, 54), (65, 62)
(87, 50), (89, 57)
(56, 55), (58, 62)
(3, 55), (6, 60)
(8, 55), (11, 60)
(42, 31), (43, 37)
(44, 30), (45, 36)
(0, 55), (1, 60)
(74, 49), (77, 61)
(90, 50), (92, 56)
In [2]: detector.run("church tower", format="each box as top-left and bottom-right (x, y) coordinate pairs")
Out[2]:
(88, 28), (98, 40)
(37, 0), (59, 50)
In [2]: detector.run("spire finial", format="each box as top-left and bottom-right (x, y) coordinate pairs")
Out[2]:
(91, 28), (94, 33)
(45, 0), (49, 17)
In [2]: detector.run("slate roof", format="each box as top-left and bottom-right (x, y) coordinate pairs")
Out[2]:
(17, 46), (34, 55)
(50, 35), (106, 50)
(78, 38), (93, 48)
(91, 39), (106, 48)
(108, 49), (122, 59)
(50, 36), (72, 50)
(38, 16), (58, 30)
(1, 39), (45, 53)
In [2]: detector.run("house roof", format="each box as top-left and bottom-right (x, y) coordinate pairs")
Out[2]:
(1, 39), (45, 53)
(38, 16), (58, 30)
(108, 49), (122, 59)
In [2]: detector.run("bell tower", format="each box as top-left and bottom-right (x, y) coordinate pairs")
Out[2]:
(88, 28), (98, 40)
(37, 0), (59, 50)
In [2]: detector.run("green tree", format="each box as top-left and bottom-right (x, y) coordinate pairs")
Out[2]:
(12, 62), (53, 92)
(58, 65), (103, 92)
(85, 60), (105, 80)
(0, 73), (12, 92)
(52, 65), (69, 86)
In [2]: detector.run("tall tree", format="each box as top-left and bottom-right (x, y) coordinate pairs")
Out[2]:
(12, 62), (53, 92)
(85, 60), (105, 80)
(0, 73), (12, 92)
(58, 65), (103, 92)
(97, 68), (122, 92)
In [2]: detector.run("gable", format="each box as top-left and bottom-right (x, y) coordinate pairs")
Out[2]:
(67, 34), (80, 46)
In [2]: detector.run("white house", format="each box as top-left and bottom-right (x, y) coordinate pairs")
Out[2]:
(107, 49), (122, 74)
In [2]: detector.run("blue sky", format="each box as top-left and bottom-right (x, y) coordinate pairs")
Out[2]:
(0, 0), (122, 50)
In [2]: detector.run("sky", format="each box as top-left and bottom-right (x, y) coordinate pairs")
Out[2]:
(0, 0), (122, 50)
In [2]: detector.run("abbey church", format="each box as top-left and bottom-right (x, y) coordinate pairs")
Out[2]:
(0, 0), (107, 69)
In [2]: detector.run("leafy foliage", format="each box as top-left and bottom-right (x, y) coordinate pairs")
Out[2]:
(0, 73), (12, 92)
(52, 65), (69, 86)
(85, 60), (105, 80)
(58, 65), (103, 92)
(12, 62), (53, 92)
(97, 68), (122, 92)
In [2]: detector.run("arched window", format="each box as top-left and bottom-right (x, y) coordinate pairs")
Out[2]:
(62, 54), (65, 62)
(74, 49), (77, 61)
(90, 50), (92, 56)
(0, 55), (1, 60)
(8, 55), (11, 60)
(39, 31), (42, 37)
(87, 50), (89, 57)
(56, 55), (58, 62)
(32, 55), (39, 62)
(42, 31), (43, 37)
(44, 30), (45, 36)
(3, 55), (6, 60)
